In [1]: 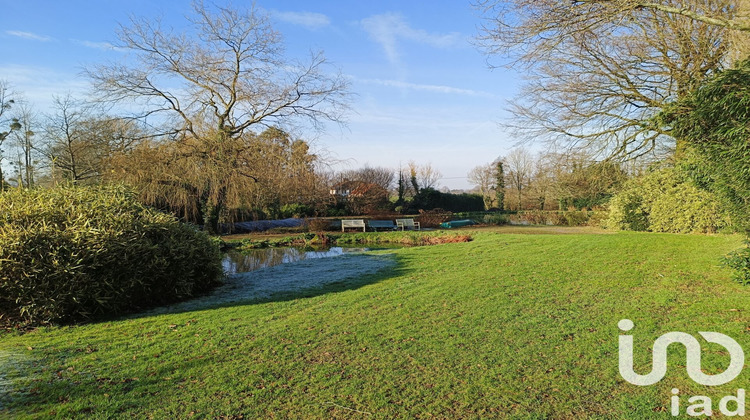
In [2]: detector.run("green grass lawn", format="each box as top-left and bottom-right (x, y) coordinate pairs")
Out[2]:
(1, 229), (748, 418)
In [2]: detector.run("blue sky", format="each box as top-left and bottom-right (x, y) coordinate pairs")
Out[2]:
(0, 1), (520, 189)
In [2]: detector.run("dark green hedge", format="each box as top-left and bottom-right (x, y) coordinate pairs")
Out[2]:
(0, 184), (223, 326)
(409, 188), (485, 213)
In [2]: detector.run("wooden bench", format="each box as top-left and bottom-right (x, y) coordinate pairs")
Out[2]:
(368, 220), (396, 231)
(396, 218), (420, 231)
(341, 219), (366, 232)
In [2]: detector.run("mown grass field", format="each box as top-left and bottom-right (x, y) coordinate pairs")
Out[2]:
(1, 228), (748, 419)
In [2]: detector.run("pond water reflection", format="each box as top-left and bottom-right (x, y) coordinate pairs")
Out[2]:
(222, 246), (371, 275)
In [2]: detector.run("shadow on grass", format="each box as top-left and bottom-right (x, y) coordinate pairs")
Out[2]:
(0, 252), (419, 417)
(122, 251), (411, 320)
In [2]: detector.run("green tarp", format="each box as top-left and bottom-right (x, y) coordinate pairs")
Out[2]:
(439, 219), (475, 229)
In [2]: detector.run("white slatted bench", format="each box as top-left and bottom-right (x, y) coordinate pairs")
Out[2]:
(396, 218), (420, 231)
(341, 219), (366, 232)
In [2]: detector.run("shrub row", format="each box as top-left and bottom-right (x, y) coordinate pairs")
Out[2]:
(415, 209), (453, 228)
(508, 210), (606, 227)
(405, 188), (485, 213)
(0, 185), (223, 326)
(234, 231), (473, 250)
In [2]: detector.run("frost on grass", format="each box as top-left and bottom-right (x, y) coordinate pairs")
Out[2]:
(147, 253), (396, 314)
(0, 351), (23, 411)
(0, 354), (8, 411)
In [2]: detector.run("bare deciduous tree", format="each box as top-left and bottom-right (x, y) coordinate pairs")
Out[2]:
(44, 96), (101, 184)
(42, 95), (145, 185)
(339, 165), (395, 192)
(0, 81), (21, 190)
(527, 154), (557, 210)
(11, 105), (39, 188)
(468, 163), (497, 209)
(476, 0), (747, 159)
(549, 152), (629, 209)
(504, 147), (533, 210)
(86, 1), (350, 232)
(407, 161), (441, 192)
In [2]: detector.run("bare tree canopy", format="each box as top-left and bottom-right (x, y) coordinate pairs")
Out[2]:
(339, 165), (395, 191)
(476, 1), (750, 54)
(476, 0), (749, 159)
(407, 161), (441, 191)
(11, 104), (39, 188)
(0, 81), (22, 190)
(87, 1), (349, 137)
(467, 163), (497, 209)
(41, 95), (143, 185)
(0, 81), (20, 137)
(503, 147), (534, 210)
(85, 1), (350, 232)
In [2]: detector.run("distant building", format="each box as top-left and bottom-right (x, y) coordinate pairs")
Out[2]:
(329, 180), (387, 199)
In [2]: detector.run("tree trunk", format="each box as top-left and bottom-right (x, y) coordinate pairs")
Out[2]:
(201, 200), (221, 235)
(200, 185), (227, 235)
(517, 187), (522, 210)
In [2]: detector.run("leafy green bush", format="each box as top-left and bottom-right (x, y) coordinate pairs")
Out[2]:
(279, 203), (313, 219)
(586, 209), (610, 228)
(325, 207), (348, 217)
(660, 59), (750, 234)
(654, 60), (750, 282)
(725, 244), (750, 286)
(605, 167), (731, 233)
(605, 188), (649, 231)
(482, 213), (510, 225)
(0, 184), (223, 326)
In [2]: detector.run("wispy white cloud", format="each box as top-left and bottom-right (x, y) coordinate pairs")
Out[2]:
(6, 30), (53, 42)
(360, 13), (463, 65)
(272, 10), (330, 30)
(0, 65), (88, 111)
(358, 78), (495, 98)
(72, 39), (125, 52)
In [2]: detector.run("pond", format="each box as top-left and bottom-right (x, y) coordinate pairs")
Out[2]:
(146, 247), (399, 315)
(223, 246), (374, 275)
